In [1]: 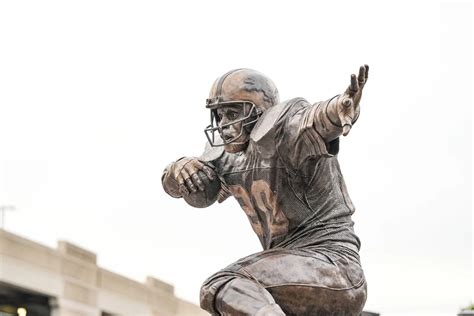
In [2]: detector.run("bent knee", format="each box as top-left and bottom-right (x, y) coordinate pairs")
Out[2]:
(199, 272), (237, 314)
(268, 279), (367, 315)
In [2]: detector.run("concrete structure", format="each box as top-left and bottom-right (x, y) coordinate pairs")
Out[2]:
(0, 229), (207, 316)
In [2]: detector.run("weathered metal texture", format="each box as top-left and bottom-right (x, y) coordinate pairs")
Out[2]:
(162, 66), (369, 315)
(206, 68), (279, 111)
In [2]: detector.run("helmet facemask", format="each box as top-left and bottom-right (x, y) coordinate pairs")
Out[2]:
(203, 68), (279, 153)
(204, 101), (262, 152)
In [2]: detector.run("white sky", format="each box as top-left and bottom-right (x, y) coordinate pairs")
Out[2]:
(0, 1), (472, 315)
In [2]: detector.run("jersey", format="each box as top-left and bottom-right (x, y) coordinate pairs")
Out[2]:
(202, 98), (361, 256)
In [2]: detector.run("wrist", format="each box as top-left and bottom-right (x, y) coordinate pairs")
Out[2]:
(324, 95), (343, 127)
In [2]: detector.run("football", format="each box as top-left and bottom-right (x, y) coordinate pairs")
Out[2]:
(183, 170), (221, 208)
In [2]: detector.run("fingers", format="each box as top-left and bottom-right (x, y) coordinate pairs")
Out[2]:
(338, 65), (369, 137)
(178, 168), (193, 195)
(185, 177), (197, 193)
(177, 171), (189, 196)
(183, 164), (200, 193)
(179, 169), (200, 194)
(342, 124), (351, 136)
(175, 157), (216, 196)
(357, 64), (369, 88)
(358, 66), (366, 86)
(187, 159), (215, 182)
(347, 65), (369, 94)
(342, 98), (353, 108)
(192, 173), (205, 191)
(339, 112), (353, 136)
(339, 95), (355, 136)
(346, 74), (359, 96)
(351, 74), (358, 91)
(199, 171), (211, 186)
(201, 165), (215, 181)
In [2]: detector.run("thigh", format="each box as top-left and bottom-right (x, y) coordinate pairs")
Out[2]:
(232, 248), (367, 315)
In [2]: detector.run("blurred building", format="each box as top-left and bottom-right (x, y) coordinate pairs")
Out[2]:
(0, 229), (207, 316)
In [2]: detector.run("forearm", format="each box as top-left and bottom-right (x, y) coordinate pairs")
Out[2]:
(313, 95), (360, 142)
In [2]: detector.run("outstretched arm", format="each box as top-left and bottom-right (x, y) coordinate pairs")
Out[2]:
(314, 64), (369, 142)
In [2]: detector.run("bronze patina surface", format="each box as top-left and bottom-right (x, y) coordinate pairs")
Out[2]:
(162, 66), (369, 315)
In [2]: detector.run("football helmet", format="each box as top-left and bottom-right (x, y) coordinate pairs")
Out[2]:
(204, 68), (279, 147)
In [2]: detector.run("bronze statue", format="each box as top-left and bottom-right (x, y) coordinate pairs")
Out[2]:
(162, 65), (369, 315)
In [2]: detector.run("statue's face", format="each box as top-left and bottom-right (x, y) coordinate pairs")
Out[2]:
(216, 104), (250, 153)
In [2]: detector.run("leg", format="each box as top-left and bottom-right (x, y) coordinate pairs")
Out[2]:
(216, 278), (286, 315)
(200, 258), (285, 315)
(200, 248), (367, 316)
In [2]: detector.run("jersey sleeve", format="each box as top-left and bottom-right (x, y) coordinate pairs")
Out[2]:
(276, 99), (339, 173)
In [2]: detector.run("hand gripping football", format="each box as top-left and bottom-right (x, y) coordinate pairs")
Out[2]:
(183, 170), (221, 208)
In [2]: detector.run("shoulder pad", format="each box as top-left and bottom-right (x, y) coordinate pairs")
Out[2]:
(199, 138), (225, 162)
(250, 98), (306, 142)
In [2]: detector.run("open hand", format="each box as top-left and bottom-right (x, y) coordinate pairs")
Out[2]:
(338, 64), (369, 136)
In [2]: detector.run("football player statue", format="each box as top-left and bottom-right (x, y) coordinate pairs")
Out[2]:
(162, 65), (369, 315)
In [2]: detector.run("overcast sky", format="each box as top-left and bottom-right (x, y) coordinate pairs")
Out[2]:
(0, 1), (472, 315)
